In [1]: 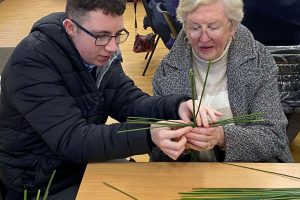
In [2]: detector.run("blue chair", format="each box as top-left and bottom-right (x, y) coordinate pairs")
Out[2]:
(156, 2), (180, 48)
(141, 0), (161, 76)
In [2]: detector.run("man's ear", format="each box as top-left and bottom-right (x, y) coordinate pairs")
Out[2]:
(63, 19), (76, 37)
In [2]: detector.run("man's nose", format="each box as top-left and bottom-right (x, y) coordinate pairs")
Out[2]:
(105, 37), (119, 52)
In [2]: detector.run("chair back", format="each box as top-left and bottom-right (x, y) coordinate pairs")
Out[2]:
(141, 0), (158, 33)
(156, 2), (179, 40)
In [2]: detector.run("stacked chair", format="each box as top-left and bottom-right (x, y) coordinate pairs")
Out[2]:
(268, 45), (300, 142)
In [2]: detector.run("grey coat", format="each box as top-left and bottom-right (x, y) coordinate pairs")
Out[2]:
(152, 24), (293, 162)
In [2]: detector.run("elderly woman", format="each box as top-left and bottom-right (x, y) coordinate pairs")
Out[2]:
(151, 0), (293, 162)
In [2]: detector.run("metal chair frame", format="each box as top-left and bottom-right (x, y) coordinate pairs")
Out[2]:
(141, 0), (161, 76)
(156, 2), (179, 41)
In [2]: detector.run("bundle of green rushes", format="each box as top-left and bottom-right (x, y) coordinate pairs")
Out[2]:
(176, 163), (300, 199)
(24, 170), (56, 200)
(118, 60), (265, 133)
(102, 185), (300, 200)
(179, 188), (300, 199)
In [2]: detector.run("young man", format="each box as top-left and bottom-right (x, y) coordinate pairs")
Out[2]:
(0, 0), (219, 199)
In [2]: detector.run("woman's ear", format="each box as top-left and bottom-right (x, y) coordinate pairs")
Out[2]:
(63, 19), (76, 37)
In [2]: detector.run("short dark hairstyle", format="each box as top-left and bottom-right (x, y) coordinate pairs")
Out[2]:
(65, 0), (126, 21)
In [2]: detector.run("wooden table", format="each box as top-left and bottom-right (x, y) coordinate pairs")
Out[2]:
(76, 163), (300, 199)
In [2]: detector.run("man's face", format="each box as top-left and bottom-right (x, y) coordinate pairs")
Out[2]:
(185, 0), (236, 61)
(67, 10), (124, 66)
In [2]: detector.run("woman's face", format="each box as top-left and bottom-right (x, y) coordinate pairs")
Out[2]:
(185, 0), (236, 60)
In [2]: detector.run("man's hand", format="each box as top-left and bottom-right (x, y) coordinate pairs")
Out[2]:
(178, 100), (222, 127)
(150, 121), (192, 160)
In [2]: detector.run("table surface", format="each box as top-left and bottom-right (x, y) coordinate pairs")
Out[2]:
(76, 163), (300, 200)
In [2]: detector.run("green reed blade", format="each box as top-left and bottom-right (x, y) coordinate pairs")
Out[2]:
(195, 60), (211, 120)
(24, 189), (27, 200)
(127, 119), (191, 127)
(127, 116), (167, 121)
(223, 163), (300, 181)
(36, 189), (41, 200)
(103, 181), (138, 200)
(118, 125), (180, 133)
(189, 69), (196, 127)
(42, 170), (56, 200)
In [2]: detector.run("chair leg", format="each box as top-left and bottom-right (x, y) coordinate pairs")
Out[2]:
(145, 52), (150, 59)
(142, 35), (160, 76)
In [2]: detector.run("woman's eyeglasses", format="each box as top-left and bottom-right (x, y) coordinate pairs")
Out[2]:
(185, 21), (231, 39)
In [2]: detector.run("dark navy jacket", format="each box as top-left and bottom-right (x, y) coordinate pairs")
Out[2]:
(0, 12), (186, 196)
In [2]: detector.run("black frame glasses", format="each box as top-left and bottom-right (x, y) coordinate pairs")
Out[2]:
(70, 19), (130, 46)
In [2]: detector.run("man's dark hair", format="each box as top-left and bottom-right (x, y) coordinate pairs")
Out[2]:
(65, 0), (126, 20)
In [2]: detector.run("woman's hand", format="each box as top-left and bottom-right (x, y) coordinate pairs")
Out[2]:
(185, 126), (225, 151)
(178, 100), (222, 127)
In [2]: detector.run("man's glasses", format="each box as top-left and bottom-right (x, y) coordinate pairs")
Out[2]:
(185, 21), (231, 39)
(70, 19), (129, 46)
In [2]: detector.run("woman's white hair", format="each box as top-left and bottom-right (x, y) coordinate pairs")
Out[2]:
(177, 0), (244, 26)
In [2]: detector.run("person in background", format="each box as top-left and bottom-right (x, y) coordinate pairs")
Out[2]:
(151, 0), (293, 163)
(0, 0), (220, 199)
(242, 0), (300, 46)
